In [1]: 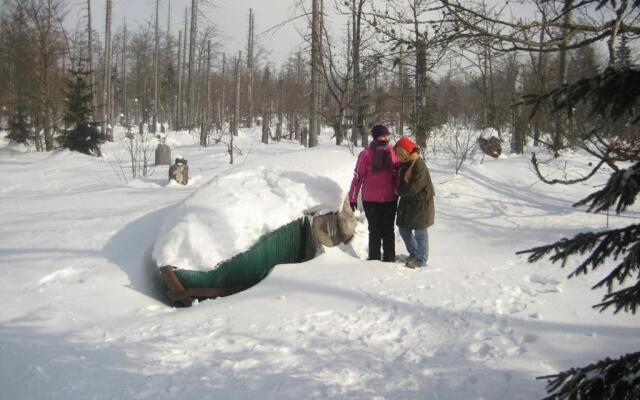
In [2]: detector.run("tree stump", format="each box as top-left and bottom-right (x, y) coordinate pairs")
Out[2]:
(478, 136), (502, 158)
(155, 143), (171, 165)
(169, 158), (189, 185)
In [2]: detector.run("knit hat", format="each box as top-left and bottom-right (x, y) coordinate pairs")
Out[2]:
(371, 124), (390, 139)
(395, 136), (418, 154)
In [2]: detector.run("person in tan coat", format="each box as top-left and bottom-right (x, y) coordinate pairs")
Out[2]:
(394, 136), (435, 268)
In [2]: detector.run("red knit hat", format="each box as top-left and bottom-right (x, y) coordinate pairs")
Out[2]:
(395, 136), (417, 154)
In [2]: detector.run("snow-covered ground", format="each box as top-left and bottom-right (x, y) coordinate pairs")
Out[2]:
(0, 127), (637, 400)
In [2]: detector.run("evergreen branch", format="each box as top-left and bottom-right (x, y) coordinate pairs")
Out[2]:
(522, 67), (640, 125)
(518, 224), (640, 314)
(594, 281), (640, 314)
(591, 239), (640, 314)
(518, 228), (617, 266)
(538, 351), (640, 400)
(574, 162), (640, 214)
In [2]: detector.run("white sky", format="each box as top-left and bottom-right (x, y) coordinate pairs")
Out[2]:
(70, 0), (305, 65)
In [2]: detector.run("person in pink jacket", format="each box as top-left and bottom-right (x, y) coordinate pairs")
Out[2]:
(348, 124), (399, 262)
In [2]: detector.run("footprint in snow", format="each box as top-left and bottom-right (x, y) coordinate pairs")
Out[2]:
(31, 268), (86, 290)
(527, 274), (562, 294)
(528, 274), (560, 286)
(495, 298), (527, 315)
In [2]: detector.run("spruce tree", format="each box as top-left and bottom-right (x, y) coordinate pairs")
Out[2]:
(58, 62), (103, 155)
(519, 67), (640, 399)
(7, 104), (32, 145)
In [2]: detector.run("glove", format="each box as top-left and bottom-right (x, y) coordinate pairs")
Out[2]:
(350, 202), (357, 211)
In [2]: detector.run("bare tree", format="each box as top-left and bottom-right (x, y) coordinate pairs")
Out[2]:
(552, 0), (573, 154)
(25, 0), (69, 150)
(186, 0), (197, 129)
(246, 8), (255, 127)
(200, 40), (211, 147)
(102, 0), (112, 139)
(86, 0), (96, 118)
(218, 52), (226, 130)
(396, 46), (409, 136)
(232, 50), (241, 137)
(320, 11), (353, 146)
(351, 0), (365, 146)
(366, 0), (449, 148)
(122, 19), (128, 126)
(308, 0), (322, 147)
(152, 0), (160, 134)
(176, 30), (182, 129)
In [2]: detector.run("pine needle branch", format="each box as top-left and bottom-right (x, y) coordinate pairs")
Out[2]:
(574, 162), (640, 214)
(538, 351), (640, 400)
(517, 224), (640, 314)
(522, 67), (640, 125)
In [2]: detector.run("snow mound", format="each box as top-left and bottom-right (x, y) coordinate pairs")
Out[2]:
(153, 166), (346, 271)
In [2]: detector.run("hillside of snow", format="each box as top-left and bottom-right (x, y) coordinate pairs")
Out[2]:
(0, 128), (638, 400)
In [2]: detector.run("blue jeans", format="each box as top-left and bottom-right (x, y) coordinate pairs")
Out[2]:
(398, 227), (428, 266)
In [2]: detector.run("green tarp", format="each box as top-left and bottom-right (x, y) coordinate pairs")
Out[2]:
(175, 217), (314, 290)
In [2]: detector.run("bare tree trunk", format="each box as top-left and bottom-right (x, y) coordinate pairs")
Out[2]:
(511, 61), (525, 154)
(534, 14), (547, 147)
(351, 0), (365, 147)
(36, 0), (55, 151)
(193, 37), (208, 127)
(414, 37), (428, 148)
(187, 0), (197, 130)
(176, 30), (182, 129)
(308, 0), (321, 147)
(103, 0), (112, 140)
(141, 31), (149, 128)
(276, 77), (283, 141)
(233, 51), (241, 137)
(295, 50), (303, 143)
(181, 8), (188, 128)
(164, 0), (172, 131)
(486, 43), (498, 136)
(317, 0), (324, 140)
(229, 53), (240, 164)
(554, 0), (573, 154)
(247, 8), (254, 127)
(200, 40), (211, 147)
(261, 107), (269, 144)
(398, 46), (406, 136)
(336, 108), (345, 145)
(219, 53), (226, 130)
(122, 19), (128, 126)
(87, 0), (96, 119)
(152, 0), (159, 134)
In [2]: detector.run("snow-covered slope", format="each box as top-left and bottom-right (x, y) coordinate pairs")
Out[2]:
(0, 128), (637, 399)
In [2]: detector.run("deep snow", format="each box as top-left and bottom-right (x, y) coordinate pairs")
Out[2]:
(153, 154), (352, 271)
(0, 127), (638, 400)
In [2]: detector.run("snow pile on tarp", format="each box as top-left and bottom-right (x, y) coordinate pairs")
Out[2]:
(153, 163), (350, 271)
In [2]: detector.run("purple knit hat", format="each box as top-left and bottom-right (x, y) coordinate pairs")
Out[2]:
(371, 124), (390, 139)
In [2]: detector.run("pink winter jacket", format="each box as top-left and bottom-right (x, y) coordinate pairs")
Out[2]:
(348, 144), (399, 203)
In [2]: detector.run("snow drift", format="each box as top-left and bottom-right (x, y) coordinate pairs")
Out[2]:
(152, 165), (349, 271)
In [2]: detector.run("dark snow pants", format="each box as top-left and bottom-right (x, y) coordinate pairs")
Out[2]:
(363, 200), (397, 262)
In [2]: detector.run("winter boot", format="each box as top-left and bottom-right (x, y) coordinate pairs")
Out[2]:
(405, 258), (418, 269)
